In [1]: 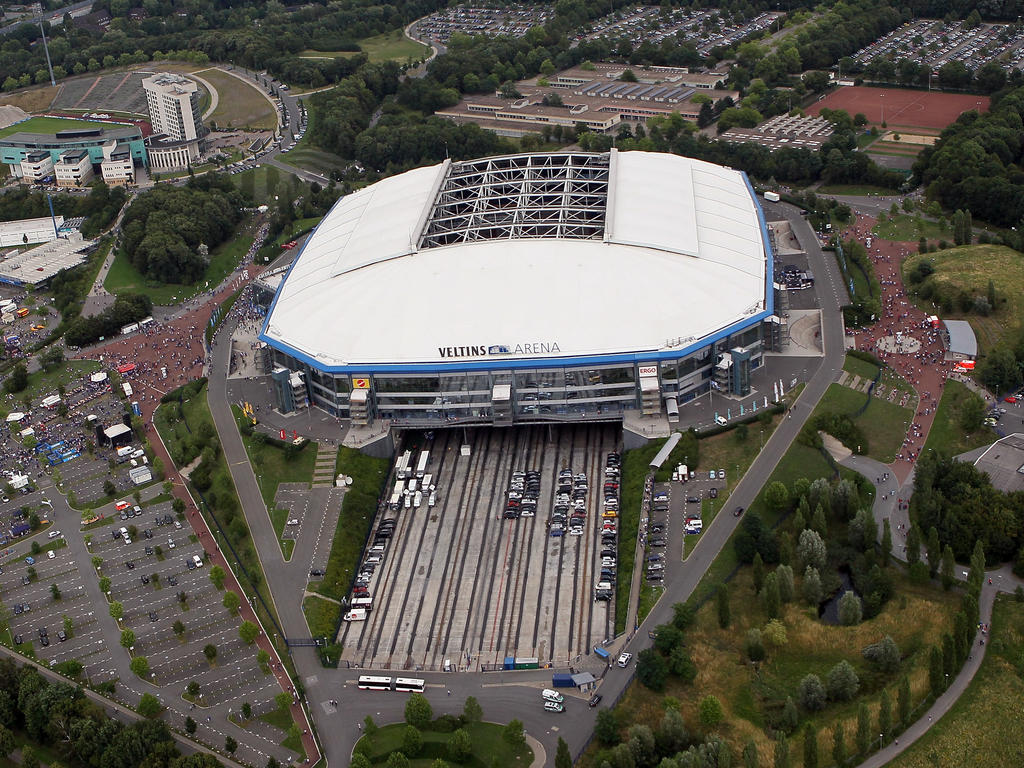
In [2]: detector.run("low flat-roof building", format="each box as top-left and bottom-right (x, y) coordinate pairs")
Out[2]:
(146, 132), (202, 172)
(0, 216), (63, 248)
(0, 232), (93, 286)
(721, 114), (836, 152)
(970, 433), (1024, 493)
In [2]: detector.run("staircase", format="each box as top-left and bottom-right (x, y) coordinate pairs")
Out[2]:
(312, 443), (336, 488)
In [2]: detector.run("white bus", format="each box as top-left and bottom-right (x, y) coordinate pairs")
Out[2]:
(389, 486), (403, 510)
(394, 677), (425, 693)
(351, 596), (373, 612)
(396, 450), (413, 480)
(415, 450), (429, 479)
(357, 675), (392, 691)
(122, 382), (133, 397)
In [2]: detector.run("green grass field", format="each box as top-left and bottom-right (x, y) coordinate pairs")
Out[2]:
(104, 219), (256, 304)
(814, 382), (913, 462)
(19, 360), (101, 402)
(302, 594), (340, 641)
(272, 216), (323, 246)
(888, 595), (1024, 768)
(903, 244), (1024, 355)
(0, 115), (118, 139)
(921, 379), (994, 458)
(356, 721), (532, 766)
(873, 213), (949, 242)
(301, 29), (430, 63)
(276, 147), (347, 175)
(196, 68), (277, 131)
(817, 183), (895, 195)
(842, 354), (880, 381)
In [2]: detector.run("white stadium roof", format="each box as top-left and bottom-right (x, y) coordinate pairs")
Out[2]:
(262, 150), (770, 370)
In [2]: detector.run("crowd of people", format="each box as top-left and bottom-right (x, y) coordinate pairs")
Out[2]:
(841, 213), (955, 481)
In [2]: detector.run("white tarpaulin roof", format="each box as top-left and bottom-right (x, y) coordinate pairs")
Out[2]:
(263, 150), (768, 369)
(6, 412), (24, 422)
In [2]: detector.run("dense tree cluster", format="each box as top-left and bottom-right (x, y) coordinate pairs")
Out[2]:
(120, 175), (244, 284)
(0, 655), (222, 768)
(914, 85), (1024, 227)
(0, 183), (125, 239)
(64, 293), (152, 348)
(911, 450), (1024, 567)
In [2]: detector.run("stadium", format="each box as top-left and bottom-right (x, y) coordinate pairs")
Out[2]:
(259, 149), (775, 427)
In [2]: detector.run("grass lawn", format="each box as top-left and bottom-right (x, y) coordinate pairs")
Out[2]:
(303, 594), (340, 640)
(637, 583), (664, 624)
(272, 216), (323, 246)
(356, 721), (532, 767)
(902, 244), (1024, 354)
(873, 213), (949, 242)
(277, 146), (347, 176)
(888, 595), (1024, 768)
(0, 115), (114, 139)
(921, 379), (994, 458)
(230, 407), (318, 509)
(104, 218), (256, 304)
(19, 359), (101, 401)
(616, 440), (660, 633)
(197, 68), (277, 131)
(302, 29), (430, 63)
(813, 383), (913, 462)
(312, 447), (389, 603)
(0, 85), (59, 113)
(843, 354), (880, 381)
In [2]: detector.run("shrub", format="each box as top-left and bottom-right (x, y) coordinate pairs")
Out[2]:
(826, 660), (860, 701)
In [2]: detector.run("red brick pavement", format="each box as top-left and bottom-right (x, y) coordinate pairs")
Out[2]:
(840, 213), (956, 485)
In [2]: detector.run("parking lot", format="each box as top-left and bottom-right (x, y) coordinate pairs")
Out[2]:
(340, 424), (619, 672)
(2, 536), (120, 683)
(853, 19), (1024, 75)
(92, 499), (280, 707)
(412, 4), (553, 44)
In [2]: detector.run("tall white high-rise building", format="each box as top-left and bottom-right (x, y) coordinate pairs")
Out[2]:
(142, 73), (204, 143)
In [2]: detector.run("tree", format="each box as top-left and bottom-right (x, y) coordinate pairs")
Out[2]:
(173, 620), (186, 638)
(878, 689), (893, 741)
(402, 726), (422, 757)
(762, 571), (781, 618)
(239, 621), (259, 645)
(745, 628), (766, 662)
(743, 739), (759, 768)
(138, 693), (161, 718)
(803, 723), (819, 768)
(209, 565), (225, 590)
(109, 601), (124, 620)
(21, 746), (39, 768)
(898, 675), (911, 726)
(223, 590), (241, 615)
(856, 702), (871, 754)
(764, 619), (787, 648)
(187, 681), (200, 697)
(363, 715), (378, 741)
(862, 635), (901, 672)
(802, 566), (823, 606)
(781, 696), (798, 733)
(667, 644), (696, 681)
(555, 737), (572, 768)
(503, 719), (525, 748)
(463, 695), (482, 723)
(929, 645), (945, 696)
(881, 519), (892, 565)
(0, 726), (12, 759)
(776, 564), (795, 603)
(50, 583), (61, 601)
(906, 524), (922, 565)
(242, 702), (253, 720)
(203, 644), (217, 663)
(799, 673), (826, 711)
(637, 648), (668, 691)
(185, 717), (196, 735)
(225, 736), (237, 755)
(773, 734), (790, 768)
(765, 481), (790, 513)
(797, 529), (827, 571)
(659, 708), (688, 755)
(826, 660), (860, 701)
(4, 363), (27, 393)
(442, 725), (470, 762)
(941, 545), (955, 590)
(103, 480), (117, 497)
(698, 695), (724, 728)
(120, 629), (136, 648)
(99, 576), (111, 593)
(838, 591), (863, 626)
(405, 693), (432, 729)
(752, 552), (766, 593)
(596, 708), (620, 746)
(717, 583), (731, 628)
(130, 656), (149, 678)
(832, 721), (847, 767)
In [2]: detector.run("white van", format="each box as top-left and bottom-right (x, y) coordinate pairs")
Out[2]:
(343, 609), (367, 622)
(192, 555), (203, 568)
(714, 415), (728, 426)
(541, 689), (564, 703)
(47, 530), (61, 539)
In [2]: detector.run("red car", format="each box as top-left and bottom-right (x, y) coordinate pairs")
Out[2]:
(1006, 396), (1017, 403)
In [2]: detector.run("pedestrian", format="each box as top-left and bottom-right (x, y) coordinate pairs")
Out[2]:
(447, 689), (451, 696)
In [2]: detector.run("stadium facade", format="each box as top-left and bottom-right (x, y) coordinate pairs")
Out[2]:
(259, 150), (776, 427)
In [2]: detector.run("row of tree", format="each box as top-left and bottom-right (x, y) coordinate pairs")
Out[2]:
(64, 292), (151, 348)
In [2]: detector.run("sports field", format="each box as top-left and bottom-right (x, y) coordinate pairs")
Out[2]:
(0, 115), (115, 138)
(300, 29), (429, 63)
(808, 87), (989, 131)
